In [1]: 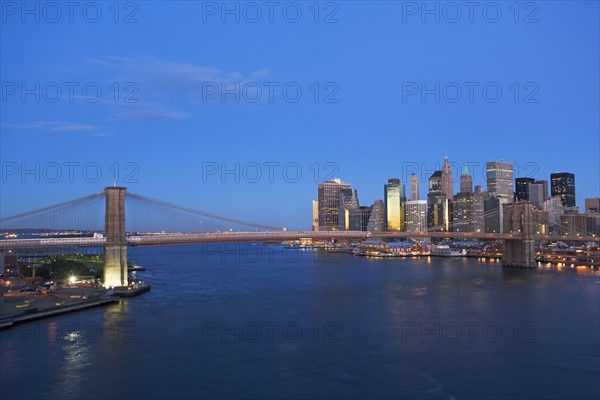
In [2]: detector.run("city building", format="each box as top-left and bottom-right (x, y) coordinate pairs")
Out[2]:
(367, 200), (385, 232)
(453, 192), (474, 232)
(459, 165), (473, 194)
(409, 174), (419, 201)
(384, 178), (406, 231)
(317, 179), (352, 231)
(312, 200), (319, 231)
(441, 157), (454, 199)
(427, 171), (451, 231)
(338, 189), (359, 231)
(350, 206), (372, 231)
(543, 196), (564, 233)
(550, 172), (576, 207)
(405, 200), (427, 232)
(484, 197), (510, 234)
(486, 161), (514, 200)
(472, 186), (485, 233)
(515, 177), (535, 201)
(535, 180), (549, 202)
(528, 183), (545, 209)
(585, 198), (600, 214)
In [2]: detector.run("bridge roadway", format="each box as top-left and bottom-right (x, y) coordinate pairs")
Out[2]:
(0, 231), (597, 250)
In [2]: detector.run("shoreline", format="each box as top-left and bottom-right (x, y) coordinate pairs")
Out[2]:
(0, 296), (120, 330)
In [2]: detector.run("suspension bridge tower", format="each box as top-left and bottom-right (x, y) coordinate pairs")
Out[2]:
(104, 186), (128, 287)
(502, 202), (536, 268)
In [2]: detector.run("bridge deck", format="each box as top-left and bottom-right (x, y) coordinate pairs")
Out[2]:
(0, 231), (597, 249)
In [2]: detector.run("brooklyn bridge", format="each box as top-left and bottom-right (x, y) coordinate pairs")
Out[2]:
(1, 187), (597, 288)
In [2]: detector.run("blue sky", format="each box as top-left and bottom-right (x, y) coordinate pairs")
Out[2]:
(1, 1), (599, 229)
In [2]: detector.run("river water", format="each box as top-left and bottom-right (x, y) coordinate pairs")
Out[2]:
(1, 245), (599, 399)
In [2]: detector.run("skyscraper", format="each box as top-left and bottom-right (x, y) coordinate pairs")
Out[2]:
(367, 200), (385, 232)
(384, 178), (406, 231)
(550, 172), (576, 207)
(441, 157), (454, 199)
(515, 177), (535, 201)
(405, 200), (427, 232)
(317, 179), (352, 231)
(528, 183), (545, 208)
(486, 161), (514, 200)
(535, 180), (549, 202)
(349, 206), (372, 231)
(472, 186), (485, 232)
(312, 200), (319, 231)
(338, 189), (359, 231)
(459, 165), (473, 194)
(409, 174), (419, 201)
(427, 171), (452, 231)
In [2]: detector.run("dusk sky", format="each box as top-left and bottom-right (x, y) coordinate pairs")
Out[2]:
(1, 1), (599, 229)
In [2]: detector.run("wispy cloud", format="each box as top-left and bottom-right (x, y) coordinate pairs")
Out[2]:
(85, 55), (270, 101)
(1, 121), (101, 133)
(117, 105), (190, 121)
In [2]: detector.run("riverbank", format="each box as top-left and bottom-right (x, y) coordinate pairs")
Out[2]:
(0, 287), (120, 330)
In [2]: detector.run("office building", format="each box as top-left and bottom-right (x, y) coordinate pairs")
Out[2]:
(350, 206), (372, 231)
(367, 200), (385, 232)
(472, 186), (485, 233)
(441, 157), (454, 199)
(384, 178), (406, 231)
(551, 173), (576, 207)
(528, 183), (545, 209)
(405, 200), (427, 232)
(486, 161), (514, 200)
(317, 179), (352, 231)
(459, 165), (473, 194)
(312, 200), (319, 231)
(535, 180), (549, 202)
(585, 198), (600, 214)
(409, 174), (419, 201)
(515, 177), (535, 201)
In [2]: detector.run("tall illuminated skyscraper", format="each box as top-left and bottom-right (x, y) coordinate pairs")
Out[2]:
(453, 166), (474, 232)
(317, 179), (352, 231)
(338, 189), (359, 231)
(550, 172), (576, 207)
(486, 161), (514, 200)
(409, 174), (419, 201)
(441, 157), (454, 199)
(427, 171), (452, 231)
(405, 200), (427, 232)
(384, 178), (406, 231)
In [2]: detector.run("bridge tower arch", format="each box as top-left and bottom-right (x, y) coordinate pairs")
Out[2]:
(104, 187), (128, 287)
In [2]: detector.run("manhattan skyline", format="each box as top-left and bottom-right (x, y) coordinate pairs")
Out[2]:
(1, 1), (598, 230)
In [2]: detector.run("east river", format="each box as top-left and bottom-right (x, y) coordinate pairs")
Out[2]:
(1, 245), (599, 399)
